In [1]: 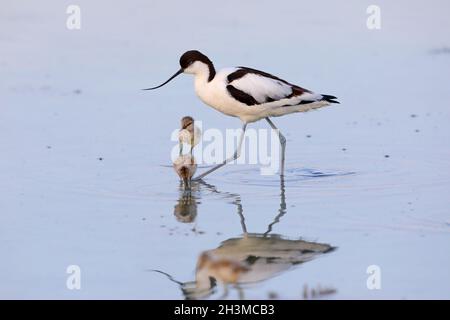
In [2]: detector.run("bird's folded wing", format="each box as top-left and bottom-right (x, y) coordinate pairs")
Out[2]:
(226, 67), (320, 106)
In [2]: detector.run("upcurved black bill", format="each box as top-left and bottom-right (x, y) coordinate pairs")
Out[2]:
(142, 68), (183, 90)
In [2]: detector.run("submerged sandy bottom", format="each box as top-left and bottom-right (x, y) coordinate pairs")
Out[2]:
(1, 0), (450, 299)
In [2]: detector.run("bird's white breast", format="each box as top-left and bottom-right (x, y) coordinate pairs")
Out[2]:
(194, 68), (247, 119)
(178, 126), (202, 146)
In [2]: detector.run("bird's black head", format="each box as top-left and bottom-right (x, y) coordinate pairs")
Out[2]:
(181, 116), (194, 129)
(142, 50), (215, 91)
(179, 50), (212, 69)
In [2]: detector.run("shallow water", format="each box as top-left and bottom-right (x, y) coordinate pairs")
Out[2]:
(1, 0), (450, 299)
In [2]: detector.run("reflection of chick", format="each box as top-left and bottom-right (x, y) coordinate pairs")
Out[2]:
(179, 116), (201, 155)
(174, 193), (197, 223)
(173, 154), (197, 189)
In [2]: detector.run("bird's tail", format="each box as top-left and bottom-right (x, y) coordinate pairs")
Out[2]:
(267, 93), (339, 117)
(321, 94), (340, 104)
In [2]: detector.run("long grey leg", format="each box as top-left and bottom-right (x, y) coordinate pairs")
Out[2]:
(236, 285), (245, 300)
(193, 123), (247, 181)
(219, 285), (229, 300)
(265, 117), (286, 176)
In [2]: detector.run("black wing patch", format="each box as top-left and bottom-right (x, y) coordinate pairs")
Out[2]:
(226, 85), (258, 106)
(228, 67), (290, 86)
(227, 67), (311, 98)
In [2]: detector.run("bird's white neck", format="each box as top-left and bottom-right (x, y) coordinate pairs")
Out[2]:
(184, 61), (216, 84)
(194, 73), (210, 92)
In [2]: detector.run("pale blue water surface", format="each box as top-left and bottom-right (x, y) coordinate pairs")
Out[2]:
(0, 0), (449, 299)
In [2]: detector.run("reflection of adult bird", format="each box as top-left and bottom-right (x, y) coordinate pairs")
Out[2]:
(183, 233), (335, 300)
(152, 234), (334, 300)
(178, 116), (201, 155)
(153, 178), (336, 299)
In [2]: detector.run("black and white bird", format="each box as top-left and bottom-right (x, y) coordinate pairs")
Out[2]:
(144, 50), (339, 180)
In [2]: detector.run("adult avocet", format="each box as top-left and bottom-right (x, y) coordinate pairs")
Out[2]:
(144, 50), (339, 180)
